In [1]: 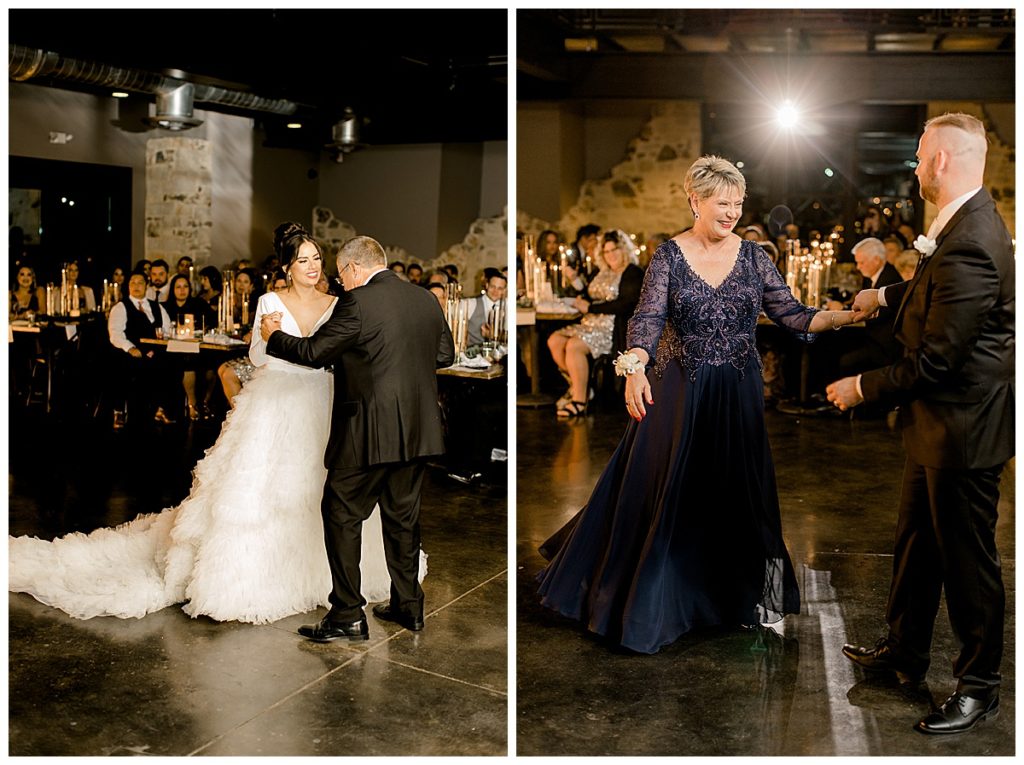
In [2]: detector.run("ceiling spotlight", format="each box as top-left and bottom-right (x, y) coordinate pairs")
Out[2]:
(736, 161), (745, 169)
(824, 167), (834, 177)
(144, 82), (203, 131)
(324, 107), (366, 163)
(776, 101), (799, 129)
(286, 122), (302, 129)
(111, 91), (129, 99)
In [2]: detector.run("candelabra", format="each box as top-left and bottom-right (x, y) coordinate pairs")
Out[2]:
(445, 282), (468, 357)
(487, 298), (507, 345)
(217, 270), (236, 333)
(784, 237), (836, 308)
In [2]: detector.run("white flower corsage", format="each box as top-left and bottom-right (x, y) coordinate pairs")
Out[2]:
(913, 235), (937, 257)
(613, 351), (644, 377)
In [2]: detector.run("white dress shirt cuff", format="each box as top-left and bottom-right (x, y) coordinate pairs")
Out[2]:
(855, 375), (863, 399)
(877, 286), (888, 307)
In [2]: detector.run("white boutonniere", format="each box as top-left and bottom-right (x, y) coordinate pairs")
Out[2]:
(913, 235), (937, 257)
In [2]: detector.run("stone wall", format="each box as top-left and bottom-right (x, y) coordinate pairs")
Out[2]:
(520, 101), (702, 242)
(144, 137), (213, 265)
(926, 101), (1015, 234)
(313, 206), (508, 292)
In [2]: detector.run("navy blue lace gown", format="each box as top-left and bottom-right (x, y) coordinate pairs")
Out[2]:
(537, 239), (817, 654)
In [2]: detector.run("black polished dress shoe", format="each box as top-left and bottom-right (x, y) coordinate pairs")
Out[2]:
(297, 616), (369, 642)
(915, 691), (998, 734)
(372, 603), (424, 631)
(842, 637), (927, 684)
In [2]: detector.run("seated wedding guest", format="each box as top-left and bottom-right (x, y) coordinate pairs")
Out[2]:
(883, 234), (905, 265)
(9, 266), (45, 402)
(64, 260), (96, 312)
(175, 255), (194, 276)
(425, 268), (450, 288)
(443, 264), (460, 284)
(261, 253), (281, 274)
(231, 268), (262, 327)
(573, 224), (600, 267)
(111, 266), (126, 293)
(896, 222), (916, 248)
(107, 272), (177, 425)
(837, 237), (902, 377)
(427, 283), (447, 309)
(198, 265), (222, 312)
(406, 263), (423, 284)
(537, 229), (562, 265)
(560, 226), (598, 297)
(466, 268), (508, 346)
(641, 233), (670, 269)
(146, 259), (171, 303)
(163, 273), (216, 421)
(546, 229), (643, 417)
(894, 249), (919, 282)
(388, 261), (406, 276)
(10, 266), (44, 318)
(741, 224), (765, 241)
(268, 268), (288, 293)
(133, 259), (152, 279)
(861, 205), (889, 237)
(217, 269), (289, 409)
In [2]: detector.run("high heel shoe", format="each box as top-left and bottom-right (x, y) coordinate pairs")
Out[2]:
(153, 407), (177, 425)
(556, 400), (587, 418)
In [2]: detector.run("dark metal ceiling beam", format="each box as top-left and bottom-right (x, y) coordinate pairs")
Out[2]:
(523, 52), (1013, 103)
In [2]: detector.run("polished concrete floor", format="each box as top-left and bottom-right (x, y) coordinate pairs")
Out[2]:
(517, 404), (1015, 756)
(8, 405), (507, 756)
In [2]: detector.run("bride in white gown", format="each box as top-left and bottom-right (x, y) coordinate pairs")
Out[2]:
(8, 222), (425, 624)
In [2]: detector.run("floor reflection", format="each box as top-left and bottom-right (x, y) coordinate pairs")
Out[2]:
(517, 406), (1014, 756)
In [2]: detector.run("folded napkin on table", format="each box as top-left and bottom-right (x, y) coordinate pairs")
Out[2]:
(452, 354), (492, 369)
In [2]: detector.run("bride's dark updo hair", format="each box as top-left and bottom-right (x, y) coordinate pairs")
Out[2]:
(273, 221), (323, 269)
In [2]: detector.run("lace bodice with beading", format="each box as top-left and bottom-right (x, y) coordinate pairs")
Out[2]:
(627, 239), (817, 380)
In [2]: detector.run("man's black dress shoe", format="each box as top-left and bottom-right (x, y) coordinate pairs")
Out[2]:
(298, 616), (369, 642)
(915, 691), (998, 734)
(842, 637), (927, 684)
(372, 603), (424, 631)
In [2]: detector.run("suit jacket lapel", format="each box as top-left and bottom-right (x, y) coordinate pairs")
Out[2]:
(893, 188), (992, 325)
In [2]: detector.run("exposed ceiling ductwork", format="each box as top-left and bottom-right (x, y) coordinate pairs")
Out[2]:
(9, 44), (299, 130)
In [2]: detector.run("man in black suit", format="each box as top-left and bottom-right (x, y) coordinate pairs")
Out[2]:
(261, 236), (454, 641)
(838, 237), (903, 376)
(827, 113), (1014, 734)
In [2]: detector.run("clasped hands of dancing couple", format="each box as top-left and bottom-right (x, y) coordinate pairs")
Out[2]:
(10, 223), (455, 648)
(540, 118), (1012, 736)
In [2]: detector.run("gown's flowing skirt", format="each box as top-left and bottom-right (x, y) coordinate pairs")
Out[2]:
(9, 367), (426, 624)
(537, 356), (799, 654)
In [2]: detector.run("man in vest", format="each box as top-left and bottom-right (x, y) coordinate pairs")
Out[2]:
(107, 272), (178, 426)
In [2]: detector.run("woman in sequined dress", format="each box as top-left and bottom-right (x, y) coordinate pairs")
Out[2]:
(537, 156), (862, 653)
(546, 229), (644, 417)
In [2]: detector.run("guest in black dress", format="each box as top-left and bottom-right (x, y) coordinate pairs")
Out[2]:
(198, 266), (223, 316)
(537, 155), (862, 654)
(163, 273), (217, 420)
(10, 266), (44, 318)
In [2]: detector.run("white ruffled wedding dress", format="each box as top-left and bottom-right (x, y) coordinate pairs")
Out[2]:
(9, 291), (426, 624)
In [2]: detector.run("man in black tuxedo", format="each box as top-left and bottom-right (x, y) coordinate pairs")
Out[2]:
(827, 113), (1014, 734)
(838, 237), (903, 376)
(261, 236), (454, 641)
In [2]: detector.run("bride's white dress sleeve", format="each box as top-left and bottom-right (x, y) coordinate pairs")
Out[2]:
(248, 293), (273, 367)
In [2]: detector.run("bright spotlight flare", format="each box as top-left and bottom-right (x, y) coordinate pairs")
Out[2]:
(776, 101), (799, 129)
